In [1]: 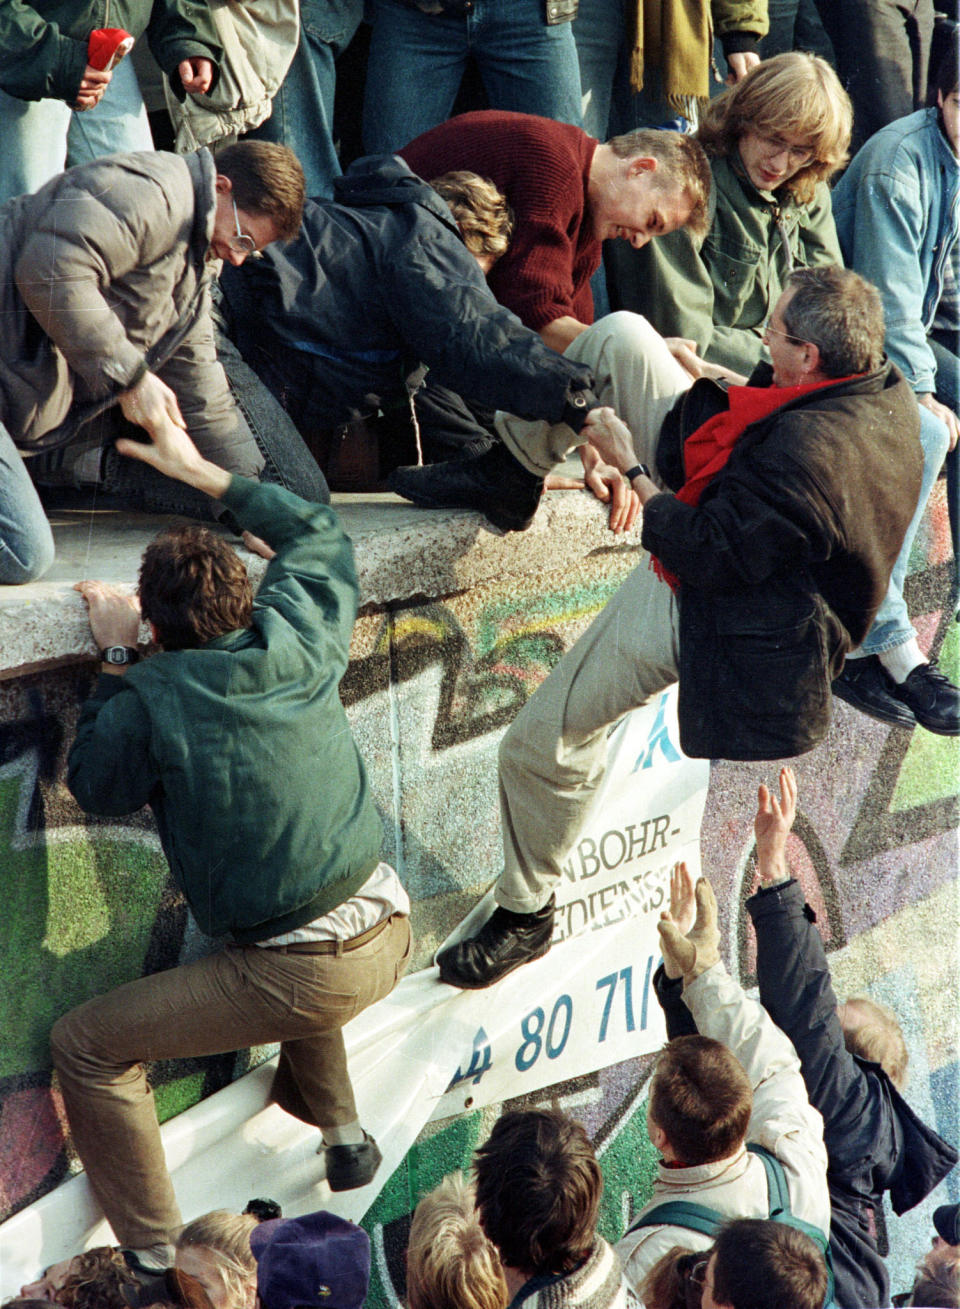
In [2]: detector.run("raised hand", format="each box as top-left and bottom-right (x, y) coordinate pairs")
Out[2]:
(754, 765), (797, 886)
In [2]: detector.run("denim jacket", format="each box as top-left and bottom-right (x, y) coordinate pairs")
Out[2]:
(833, 108), (960, 395)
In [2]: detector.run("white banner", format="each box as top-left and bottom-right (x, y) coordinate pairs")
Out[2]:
(0, 688), (707, 1295)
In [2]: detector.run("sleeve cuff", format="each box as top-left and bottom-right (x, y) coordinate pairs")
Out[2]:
(720, 31), (761, 55)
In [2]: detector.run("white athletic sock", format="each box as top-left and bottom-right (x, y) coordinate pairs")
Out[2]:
(879, 640), (926, 685)
(321, 1120), (366, 1147)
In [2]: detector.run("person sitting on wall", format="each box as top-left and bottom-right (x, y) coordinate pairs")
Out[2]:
(471, 1109), (638, 1309)
(0, 141), (304, 585)
(744, 766), (958, 1308)
(53, 416), (412, 1268)
(830, 40), (960, 733)
(434, 268), (922, 990)
(606, 49), (959, 737)
(405, 1172), (508, 1309)
(219, 156), (637, 531)
(388, 110), (712, 527)
(613, 874), (830, 1292)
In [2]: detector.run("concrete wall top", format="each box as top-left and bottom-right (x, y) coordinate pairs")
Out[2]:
(0, 489), (632, 678)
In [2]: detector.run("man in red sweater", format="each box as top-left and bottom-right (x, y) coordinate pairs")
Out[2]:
(393, 110), (711, 530)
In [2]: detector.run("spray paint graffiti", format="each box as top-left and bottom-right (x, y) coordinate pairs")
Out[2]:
(0, 527), (955, 1299)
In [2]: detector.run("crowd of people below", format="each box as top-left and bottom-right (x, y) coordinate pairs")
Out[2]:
(1, 2), (959, 1309)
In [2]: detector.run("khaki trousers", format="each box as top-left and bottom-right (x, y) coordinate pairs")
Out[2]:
(51, 914), (411, 1247)
(494, 313), (690, 912)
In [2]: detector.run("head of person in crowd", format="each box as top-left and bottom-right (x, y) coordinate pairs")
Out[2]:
(19, 1248), (138, 1309)
(208, 142), (305, 266)
(698, 1220), (828, 1309)
(406, 1171), (507, 1309)
(250, 1210), (370, 1309)
(764, 266), (885, 387)
(698, 52), (852, 203)
(472, 1109), (602, 1279)
(589, 130), (712, 248)
(638, 1245), (702, 1309)
(243, 1199), (283, 1224)
(907, 1242), (960, 1307)
(932, 39), (959, 155)
(430, 172), (515, 275)
(935, 1203), (960, 1250)
(646, 1035), (753, 1166)
(175, 1211), (259, 1309)
(138, 525), (255, 651)
(837, 994), (909, 1089)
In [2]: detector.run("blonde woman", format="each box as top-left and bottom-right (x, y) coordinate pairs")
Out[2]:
(406, 1173), (507, 1309)
(609, 51), (852, 377)
(174, 1213), (258, 1309)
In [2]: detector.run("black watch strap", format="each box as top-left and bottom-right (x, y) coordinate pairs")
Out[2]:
(100, 645), (140, 666)
(625, 463), (651, 481)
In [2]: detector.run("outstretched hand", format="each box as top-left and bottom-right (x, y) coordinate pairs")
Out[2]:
(755, 765), (797, 886)
(668, 860), (697, 938)
(114, 387), (231, 500)
(658, 875), (721, 982)
(582, 406), (636, 474)
(579, 444), (640, 534)
(74, 581), (141, 651)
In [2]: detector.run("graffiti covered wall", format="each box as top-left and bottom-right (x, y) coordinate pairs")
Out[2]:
(0, 489), (956, 1302)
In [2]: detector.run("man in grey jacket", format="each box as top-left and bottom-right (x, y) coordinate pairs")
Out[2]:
(0, 140), (304, 585)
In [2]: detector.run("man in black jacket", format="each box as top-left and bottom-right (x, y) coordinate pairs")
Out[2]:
(436, 267), (924, 990)
(219, 154), (636, 532)
(747, 767), (957, 1307)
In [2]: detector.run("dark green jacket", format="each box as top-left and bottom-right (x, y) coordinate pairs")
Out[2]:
(0, 1), (221, 105)
(67, 478), (383, 942)
(609, 153), (842, 375)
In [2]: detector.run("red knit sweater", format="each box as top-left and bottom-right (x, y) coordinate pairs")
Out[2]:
(400, 110), (601, 332)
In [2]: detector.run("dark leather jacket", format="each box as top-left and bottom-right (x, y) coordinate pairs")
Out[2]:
(642, 359), (922, 760)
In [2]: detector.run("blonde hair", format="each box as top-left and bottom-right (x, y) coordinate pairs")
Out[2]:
(406, 1173), (507, 1309)
(177, 1211), (258, 1308)
(430, 172), (515, 262)
(697, 52), (852, 204)
(841, 996), (909, 1090)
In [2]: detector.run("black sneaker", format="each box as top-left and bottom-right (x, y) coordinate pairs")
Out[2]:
(321, 1131), (382, 1192)
(388, 443), (544, 533)
(890, 661), (960, 736)
(437, 896), (555, 989)
(832, 656), (917, 728)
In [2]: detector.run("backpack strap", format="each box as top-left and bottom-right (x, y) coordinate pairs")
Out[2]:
(625, 1198), (724, 1240)
(746, 1142), (791, 1216)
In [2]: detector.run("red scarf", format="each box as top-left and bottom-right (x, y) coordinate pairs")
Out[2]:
(651, 376), (858, 591)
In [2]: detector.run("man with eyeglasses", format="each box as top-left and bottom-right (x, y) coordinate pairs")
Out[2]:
(0, 140), (304, 585)
(434, 266), (924, 991)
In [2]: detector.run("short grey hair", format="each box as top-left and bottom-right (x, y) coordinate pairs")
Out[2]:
(782, 266), (885, 377)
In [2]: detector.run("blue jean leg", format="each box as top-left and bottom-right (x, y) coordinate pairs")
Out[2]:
(66, 57), (153, 165)
(573, 0), (623, 138)
(929, 330), (959, 585)
(0, 424), (55, 585)
(858, 402), (951, 654)
(250, 0), (362, 199)
(363, 0), (581, 156)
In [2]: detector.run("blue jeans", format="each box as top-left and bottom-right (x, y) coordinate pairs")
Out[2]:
(249, 0), (362, 199)
(0, 423), (55, 584)
(574, 0), (696, 137)
(930, 329), (959, 587)
(857, 402), (950, 655)
(363, 0), (582, 156)
(0, 58), (152, 204)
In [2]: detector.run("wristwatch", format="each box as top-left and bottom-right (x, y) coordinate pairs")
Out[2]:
(100, 645), (140, 666)
(625, 463), (651, 482)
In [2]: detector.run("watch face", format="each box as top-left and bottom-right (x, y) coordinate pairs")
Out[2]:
(103, 646), (134, 665)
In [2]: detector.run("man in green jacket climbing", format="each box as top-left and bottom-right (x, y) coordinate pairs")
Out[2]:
(56, 417), (410, 1267)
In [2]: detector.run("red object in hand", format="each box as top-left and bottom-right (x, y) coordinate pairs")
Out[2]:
(87, 28), (135, 72)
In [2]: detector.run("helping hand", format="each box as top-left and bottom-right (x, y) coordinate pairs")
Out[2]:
(74, 63), (111, 110)
(754, 765), (797, 886)
(582, 406), (638, 475)
(74, 581), (141, 650)
(178, 57), (214, 94)
(579, 444), (640, 534)
(658, 876), (721, 983)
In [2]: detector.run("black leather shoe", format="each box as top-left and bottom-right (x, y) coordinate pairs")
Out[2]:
(321, 1131), (382, 1191)
(890, 661), (960, 735)
(832, 656), (917, 727)
(388, 443), (544, 533)
(437, 897), (555, 989)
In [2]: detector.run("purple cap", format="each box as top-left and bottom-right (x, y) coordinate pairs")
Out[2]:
(934, 1203), (960, 1246)
(250, 1210), (370, 1309)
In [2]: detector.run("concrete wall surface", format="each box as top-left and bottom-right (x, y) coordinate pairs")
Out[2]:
(0, 484), (956, 1303)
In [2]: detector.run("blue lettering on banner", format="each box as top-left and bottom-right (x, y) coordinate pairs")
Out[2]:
(632, 693), (682, 771)
(446, 1026), (493, 1091)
